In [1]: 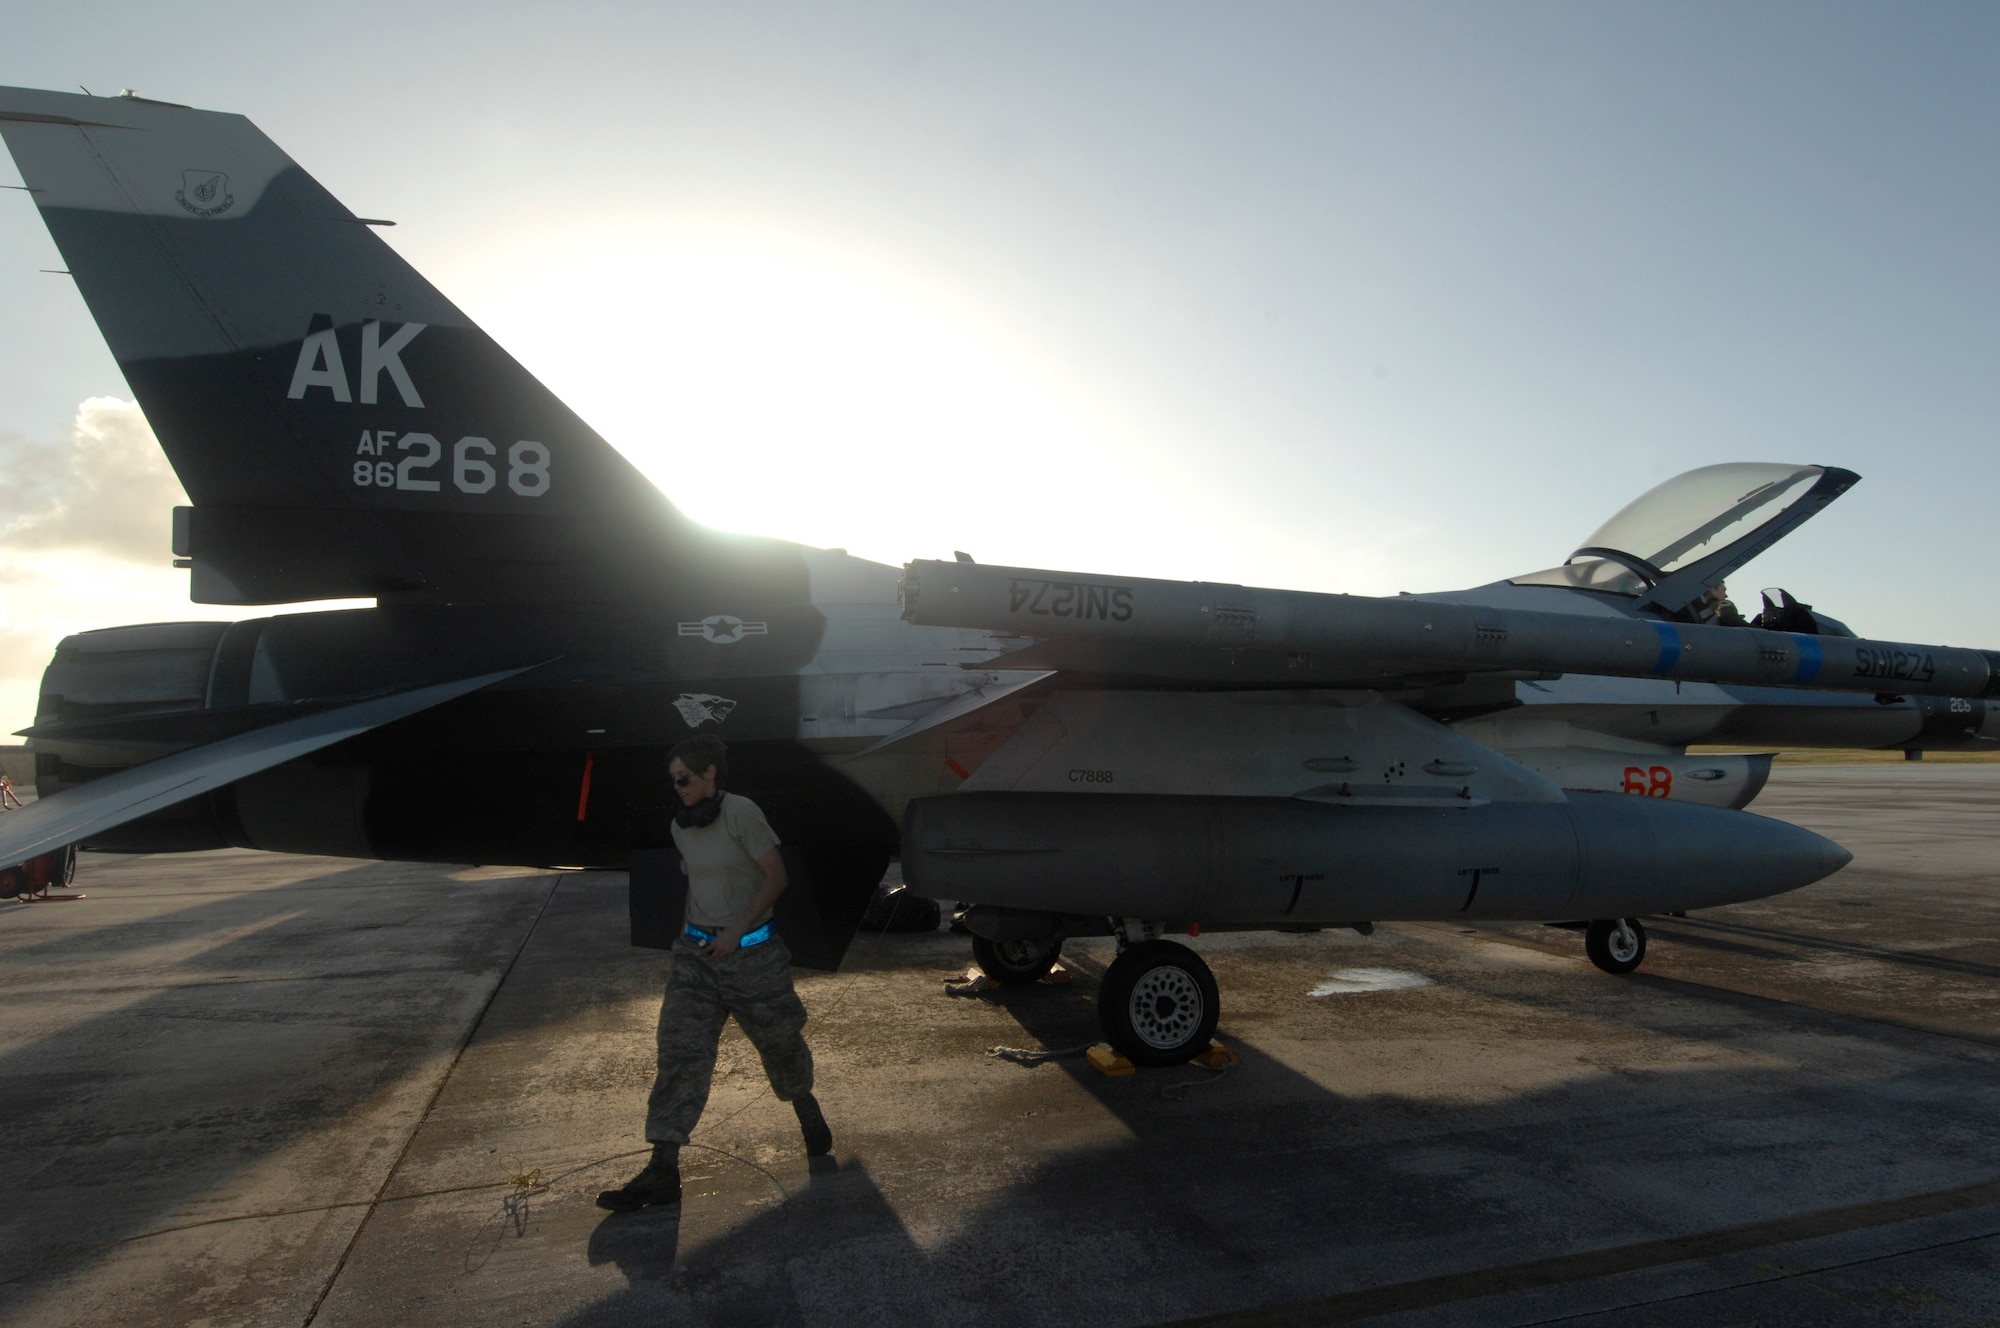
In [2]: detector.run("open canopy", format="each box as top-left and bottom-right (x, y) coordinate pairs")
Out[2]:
(1510, 463), (1855, 611)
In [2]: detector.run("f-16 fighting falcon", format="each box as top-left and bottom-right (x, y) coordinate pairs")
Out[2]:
(3, 86), (1996, 1067)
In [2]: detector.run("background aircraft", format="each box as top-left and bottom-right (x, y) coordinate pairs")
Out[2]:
(2, 87), (1994, 1066)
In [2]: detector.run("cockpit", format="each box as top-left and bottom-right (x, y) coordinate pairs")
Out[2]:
(1509, 462), (1855, 622)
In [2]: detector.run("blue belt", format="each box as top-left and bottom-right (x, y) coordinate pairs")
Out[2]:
(684, 920), (775, 948)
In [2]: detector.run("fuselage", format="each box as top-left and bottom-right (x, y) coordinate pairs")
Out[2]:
(34, 546), (1993, 872)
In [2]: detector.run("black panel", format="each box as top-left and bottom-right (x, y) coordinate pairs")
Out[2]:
(771, 843), (892, 972)
(629, 848), (686, 951)
(79, 797), (232, 854)
(350, 733), (895, 870)
(206, 620), (264, 708)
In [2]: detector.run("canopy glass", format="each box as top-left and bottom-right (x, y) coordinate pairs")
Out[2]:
(1511, 463), (1825, 595)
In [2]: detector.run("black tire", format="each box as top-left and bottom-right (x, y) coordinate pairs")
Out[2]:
(858, 885), (941, 933)
(1585, 917), (1647, 974)
(972, 935), (1062, 986)
(1098, 940), (1220, 1067)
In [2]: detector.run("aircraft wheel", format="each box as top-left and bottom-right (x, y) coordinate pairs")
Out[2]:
(1585, 917), (1647, 974)
(972, 935), (1062, 986)
(1099, 940), (1219, 1066)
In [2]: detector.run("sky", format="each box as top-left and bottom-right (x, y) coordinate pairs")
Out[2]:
(2, 3), (1998, 734)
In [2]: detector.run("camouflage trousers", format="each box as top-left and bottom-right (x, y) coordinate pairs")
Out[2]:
(645, 933), (815, 1145)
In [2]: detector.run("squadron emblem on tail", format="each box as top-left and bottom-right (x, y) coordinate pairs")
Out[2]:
(673, 694), (738, 727)
(174, 169), (234, 217)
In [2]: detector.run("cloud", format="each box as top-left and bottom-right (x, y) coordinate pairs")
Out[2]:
(0, 623), (46, 737)
(0, 397), (188, 564)
(0, 399), (366, 738)
(0, 622), (50, 688)
(0, 399), (217, 735)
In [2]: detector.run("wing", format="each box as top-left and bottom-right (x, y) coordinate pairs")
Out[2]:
(0, 667), (533, 873)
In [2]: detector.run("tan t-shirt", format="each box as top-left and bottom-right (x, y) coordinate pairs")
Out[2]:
(671, 792), (782, 930)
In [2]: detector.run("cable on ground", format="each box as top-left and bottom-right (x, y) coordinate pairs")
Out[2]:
(1158, 1058), (1235, 1100)
(987, 1043), (1096, 1066)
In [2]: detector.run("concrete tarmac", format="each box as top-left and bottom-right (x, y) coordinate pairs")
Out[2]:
(2, 766), (1998, 1327)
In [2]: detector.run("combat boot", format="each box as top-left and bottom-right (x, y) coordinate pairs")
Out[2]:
(596, 1142), (681, 1212)
(794, 1093), (833, 1156)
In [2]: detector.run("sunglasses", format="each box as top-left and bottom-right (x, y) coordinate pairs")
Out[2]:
(673, 774), (700, 789)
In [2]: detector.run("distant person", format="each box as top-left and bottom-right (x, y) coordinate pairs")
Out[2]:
(0, 773), (20, 810)
(597, 735), (831, 1213)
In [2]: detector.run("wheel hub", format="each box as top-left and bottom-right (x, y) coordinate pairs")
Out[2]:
(1128, 965), (1204, 1050)
(1608, 922), (1640, 963)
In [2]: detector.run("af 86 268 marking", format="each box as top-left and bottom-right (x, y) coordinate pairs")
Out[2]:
(351, 432), (551, 496)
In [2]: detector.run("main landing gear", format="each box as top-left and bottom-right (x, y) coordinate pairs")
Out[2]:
(1098, 935), (1219, 1067)
(971, 935), (1064, 986)
(959, 909), (1220, 1066)
(1584, 917), (1647, 974)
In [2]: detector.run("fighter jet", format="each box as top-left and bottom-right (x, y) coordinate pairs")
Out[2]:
(3, 87), (1995, 1067)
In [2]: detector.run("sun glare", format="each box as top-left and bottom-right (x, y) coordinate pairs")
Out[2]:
(470, 230), (1190, 574)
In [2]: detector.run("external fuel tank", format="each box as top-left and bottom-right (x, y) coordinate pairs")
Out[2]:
(902, 791), (1850, 925)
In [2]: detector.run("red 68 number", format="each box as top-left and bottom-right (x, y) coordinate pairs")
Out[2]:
(1623, 765), (1673, 798)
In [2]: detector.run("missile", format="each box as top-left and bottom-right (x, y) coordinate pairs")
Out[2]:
(899, 559), (2000, 699)
(902, 791), (1851, 924)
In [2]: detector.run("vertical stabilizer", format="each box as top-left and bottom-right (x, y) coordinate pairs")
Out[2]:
(0, 87), (684, 604)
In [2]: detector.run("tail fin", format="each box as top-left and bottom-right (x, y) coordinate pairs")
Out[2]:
(0, 87), (682, 604)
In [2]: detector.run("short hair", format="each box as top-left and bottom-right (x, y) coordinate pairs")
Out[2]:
(667, 734), (728, 785)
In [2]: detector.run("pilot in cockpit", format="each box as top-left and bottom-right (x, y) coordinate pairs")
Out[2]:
(1701, 581), (1748, 627)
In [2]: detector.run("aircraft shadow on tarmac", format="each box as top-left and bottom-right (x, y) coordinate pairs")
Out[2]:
(566, 934), (2000, 1328)
(8, 868), (2000, 1325)
(1652, 915), (2000, 985)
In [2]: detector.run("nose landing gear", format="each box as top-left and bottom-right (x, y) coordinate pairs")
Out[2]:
(971, 935), (1065, 986)
(1585, 917), (1647, 974)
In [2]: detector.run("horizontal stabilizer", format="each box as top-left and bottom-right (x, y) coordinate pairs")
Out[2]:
(0, 667), (533, 872)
